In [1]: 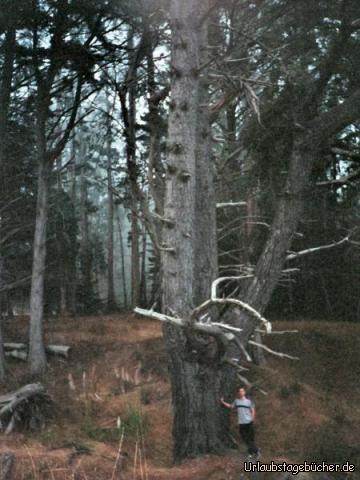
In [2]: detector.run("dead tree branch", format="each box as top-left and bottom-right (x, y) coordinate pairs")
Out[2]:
(134, 307), (236, 341)
(0, 384), (52, 433)
(316, 168), (360, 186)
(248, 340), (299, 361)
(134, 273), (299, 373)
(331, 147), (360, 161)
(286, 235), (350, 261)
(216, 201), (247, 208)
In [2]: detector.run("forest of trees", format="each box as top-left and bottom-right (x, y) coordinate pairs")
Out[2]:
(1, 0), (360, 462)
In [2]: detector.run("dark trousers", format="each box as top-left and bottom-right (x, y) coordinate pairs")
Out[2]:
(239, 422), (258, 455)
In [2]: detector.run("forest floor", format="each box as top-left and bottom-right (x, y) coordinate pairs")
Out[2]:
(0, 313), (360, 479)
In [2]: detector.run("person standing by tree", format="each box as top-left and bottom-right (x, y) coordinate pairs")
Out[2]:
(221, 386), (260, 459)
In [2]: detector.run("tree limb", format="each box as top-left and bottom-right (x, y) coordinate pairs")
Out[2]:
(47, 75), (84, 163)
(134, 307), (235, 341)
(216, 201), (247, 208)
(316, 168), (360, 186)
(248, 340), (299, 360)
(286, 235), (350, 261)
(331, 147), (360, 161)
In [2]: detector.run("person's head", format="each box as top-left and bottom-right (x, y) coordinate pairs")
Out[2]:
(238, 386), (247, 398)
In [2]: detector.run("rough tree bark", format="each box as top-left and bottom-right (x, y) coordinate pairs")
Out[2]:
(79, 138), (92, 302)
(116, 208), (128, 309)
(127, 34), (141, 309)
(162, 0), (232, 461)
(0, 25), (16, 172)
(29, 157), (49, 375)
(140, 225), (147, 307)
(161, 3), (360, 460)
(146, 32), (166, 305)
(243, 135), (312, 312)
(29, 1), (82, 373)
(56, 157), (68, 317)
(118, 32), (141, 308)
(0, 23), (16, 382)
(106, 131), (116, 311)
(0, 451), (14, 480)
(146, 29), (165, 220)
(68, 137), (77, 315)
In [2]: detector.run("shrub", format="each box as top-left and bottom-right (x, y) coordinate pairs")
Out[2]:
(140, 387), (152, 405)
(118, 405), (148, 436)
(80, 402), (147, 442)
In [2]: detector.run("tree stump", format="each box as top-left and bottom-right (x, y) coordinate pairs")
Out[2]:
(0, 452), (14, 480)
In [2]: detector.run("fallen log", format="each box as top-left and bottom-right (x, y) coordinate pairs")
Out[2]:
(3, 343), (71, 360)
(46, 345), (71, 358)
(4, 351), (27, 361)
(0, 383), (52, 433)
(3, 343), (26, 350)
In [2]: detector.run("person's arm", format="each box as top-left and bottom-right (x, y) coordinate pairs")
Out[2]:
(251, 406), (256, 421)
(220, 397), (233, 409)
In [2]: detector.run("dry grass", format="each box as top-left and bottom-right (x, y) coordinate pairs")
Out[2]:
(0, 315), (359, 479)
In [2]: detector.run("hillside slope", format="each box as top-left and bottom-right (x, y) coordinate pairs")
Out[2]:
(0, 314), (359, 479)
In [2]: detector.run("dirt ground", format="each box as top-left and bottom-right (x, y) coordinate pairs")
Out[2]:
(0, 314), (359, 479)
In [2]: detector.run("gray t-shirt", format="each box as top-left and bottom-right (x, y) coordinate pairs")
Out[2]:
(232, 397), (254, 425)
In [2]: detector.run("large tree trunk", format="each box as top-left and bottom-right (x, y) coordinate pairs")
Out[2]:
(29, 57), (50, 375)
(29, 1), (81, 371)
(130, 211), (140, 308)
(79, 143), (92, 307)
(118, 33), (141, 309)
(218, 133), (315, 357)
(167, 360), (232, 459)
(243, 135), (312, 312)
(68, 137), (77, 315)
(56, 157), (68, 317)
(140, 226), (147, 307)
(0, 451), (14, 480)
(233, 135), (313, 363)
(128, 49), (140, 308)
(146, 35), (165, 308)
(146, 31), (165, 219)
(29, 159), (49, 375)
(116, 208), (128, 309)
(0, 25), (16, 382)
(162, 0), (232, 461)
(28, 113), (49, 374)
(193, 30), (217, 303)
(106, 136), (116, 311)
(0, 25), (16, 172)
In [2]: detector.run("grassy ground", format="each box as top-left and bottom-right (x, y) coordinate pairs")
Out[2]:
(0, 314), (359, 479)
